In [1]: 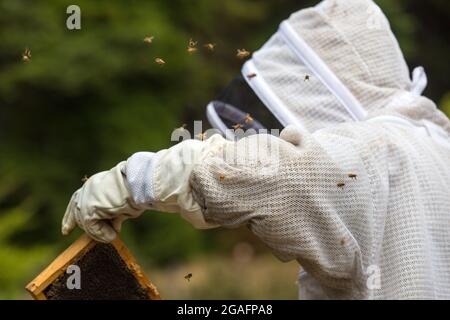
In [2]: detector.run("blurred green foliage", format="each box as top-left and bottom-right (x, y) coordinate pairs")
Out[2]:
(0, 0), (448, 299)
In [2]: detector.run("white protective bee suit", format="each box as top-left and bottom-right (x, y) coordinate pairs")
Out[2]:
(62, 0), (450, 299)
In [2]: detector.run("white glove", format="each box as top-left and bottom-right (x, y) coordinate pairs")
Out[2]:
(126, 134), (228, 229)
(62, 161), (144, 243)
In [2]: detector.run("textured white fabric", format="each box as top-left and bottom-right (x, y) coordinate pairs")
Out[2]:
(62, 162), (144, 243)
(125, 152), (157, 208)
(190, 123), (450, 299)
(121, 0), (450, 299)
(250, 33), (349, 132)
(127, 136), (227, 229)
(248, 0), (450, 135)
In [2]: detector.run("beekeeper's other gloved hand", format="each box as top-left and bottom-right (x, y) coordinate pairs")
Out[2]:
(62, 161), (144, 243)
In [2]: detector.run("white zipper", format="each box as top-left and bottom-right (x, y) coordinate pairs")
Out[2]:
(278, 20), (367, 121)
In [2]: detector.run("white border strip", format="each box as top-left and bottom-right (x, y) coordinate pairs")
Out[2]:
(242, 59), (308, 133)
(411, 66), (427, 96)
(206, 102), (229, 134)
(279, 21), (367, 121)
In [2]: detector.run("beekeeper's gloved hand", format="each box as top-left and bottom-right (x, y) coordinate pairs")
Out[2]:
(124, 134), (226, 228)
(62, 134), (225, 242)
(62, 161), (144, 243)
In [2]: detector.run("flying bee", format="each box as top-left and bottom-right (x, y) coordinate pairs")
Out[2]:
(197, 132), (207, 141)
(22, 48), (31, 62)
(304, 74), (310, 82)
(246, 73), (257, 79)
(348, 173), (357, 180)
(187, 39), (198, 54)
(233, 123), (243, 130)
(204, 43), (216, 51)
(155, 57), (166, 65)
(337, 182), (345, 189)
(244, 114), (254, 124)
(143, 36), (154, 44)
(81, 175), (89, 183)
(236, 49), (251, 59)
(188, 39), (197, 47)
(219, 174), (225, 181)
(184, 273), (193, 282)
(340, 237), (347, 246)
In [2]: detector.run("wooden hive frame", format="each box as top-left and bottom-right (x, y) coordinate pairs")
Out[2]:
(26, 234), (161, 300)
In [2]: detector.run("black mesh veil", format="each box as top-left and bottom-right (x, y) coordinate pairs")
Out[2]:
(207, 75), (284, 135)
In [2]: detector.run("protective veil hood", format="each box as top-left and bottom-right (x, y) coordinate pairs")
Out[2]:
(241, 0), (450, 137)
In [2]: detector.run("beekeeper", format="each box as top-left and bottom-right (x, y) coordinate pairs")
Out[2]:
(62, 0), (450, 299)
